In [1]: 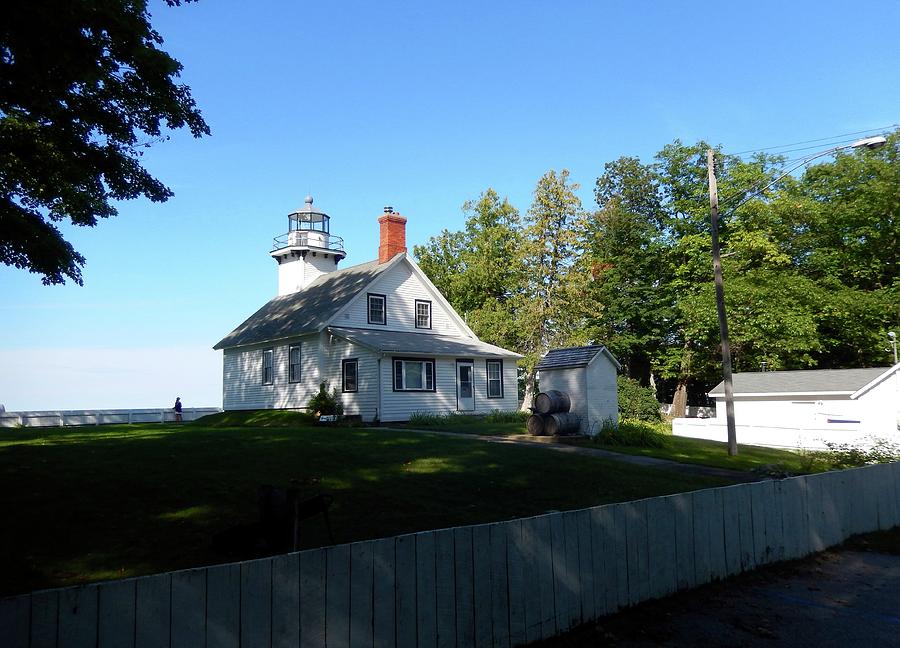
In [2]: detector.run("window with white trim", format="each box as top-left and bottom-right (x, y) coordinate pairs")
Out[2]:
(486, 360), (503, 398)
(262, 348), (274, 385)
(368, 294), (386, 325)
(289, 344), (301, 383)
(393, 358), (435, 391)
(342, 359), (358, 393)
(415, 300), (432, 329)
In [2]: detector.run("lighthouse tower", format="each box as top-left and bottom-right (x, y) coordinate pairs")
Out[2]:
(270, 196), (346, 295)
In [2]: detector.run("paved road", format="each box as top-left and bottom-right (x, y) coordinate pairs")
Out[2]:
(537, 549), (900, 647)
(382, 427), (761, 482)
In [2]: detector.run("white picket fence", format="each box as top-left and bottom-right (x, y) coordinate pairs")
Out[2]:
(1, 462), (898, 648)
(0, 408), (222, 428)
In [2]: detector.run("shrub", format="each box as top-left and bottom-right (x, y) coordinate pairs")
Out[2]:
(595, 418), (668, 448)
(617, 376), (662, 422)
(307, 382), (344, 416)
(408, 411), (452, 426)
(800, 438), (900, 470)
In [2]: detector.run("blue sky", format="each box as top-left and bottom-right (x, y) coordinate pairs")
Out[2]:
(2, 0), (898, 410)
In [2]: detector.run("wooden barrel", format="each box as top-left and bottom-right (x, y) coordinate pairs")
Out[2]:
(534, 390), (571, 415)
(526, 414), (547, 436)
(545, 412), (580, 436)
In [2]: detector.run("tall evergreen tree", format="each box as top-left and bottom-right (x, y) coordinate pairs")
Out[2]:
(517, 169), (589, 407)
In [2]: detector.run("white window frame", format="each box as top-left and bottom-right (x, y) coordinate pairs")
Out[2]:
(415, 299), (432, 329)
(393, 358), (436, 392)
(486, 360), (503, 398)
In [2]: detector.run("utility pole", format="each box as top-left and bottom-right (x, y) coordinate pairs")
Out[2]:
(707, 150), (738, 456)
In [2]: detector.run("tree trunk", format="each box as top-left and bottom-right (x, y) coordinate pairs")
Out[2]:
(670, 379), (688, 419)
(669, 342), (692, 419)
(520, 370), (537, 412)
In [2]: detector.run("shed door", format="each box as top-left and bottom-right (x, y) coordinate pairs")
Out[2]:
(457, 362), (475, 411)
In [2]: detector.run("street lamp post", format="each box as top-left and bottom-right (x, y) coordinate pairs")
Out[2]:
(706, 134), (887, 457)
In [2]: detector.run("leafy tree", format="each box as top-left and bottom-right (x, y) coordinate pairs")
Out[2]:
(1, 0), (209, 285)
(413, 188), (525, 352)
(517, 169), (589, 407)
(584, 157), (671, 385)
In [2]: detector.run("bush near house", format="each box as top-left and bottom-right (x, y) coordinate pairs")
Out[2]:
(596, 418), (669, 448)
(308, 381), (343, 416)
(617, 375), (663, 422)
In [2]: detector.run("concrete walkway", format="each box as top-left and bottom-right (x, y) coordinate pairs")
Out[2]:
(381, 427), (762, 482)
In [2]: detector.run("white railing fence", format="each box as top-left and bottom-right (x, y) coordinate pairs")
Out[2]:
(0, 408), (223, 428)
(659, 403), (715, 418)
(1, 462), (897, 648)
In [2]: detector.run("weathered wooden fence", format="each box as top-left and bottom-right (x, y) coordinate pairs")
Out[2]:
(2, 463), (898, 648)
(0, 407), (222, 428)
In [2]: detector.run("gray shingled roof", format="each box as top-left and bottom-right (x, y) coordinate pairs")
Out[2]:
(328, 327), (522, 357)
(536, 345), (620, 371)
(708, 367), (889, 396)
(213, 258), (394, 350)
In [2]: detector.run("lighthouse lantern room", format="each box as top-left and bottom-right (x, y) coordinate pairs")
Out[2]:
(270, 195), (346, 295)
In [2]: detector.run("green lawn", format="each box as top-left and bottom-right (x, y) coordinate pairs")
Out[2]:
(0, 413), (728, 595)
(588, 434), (814, 474)
(399, 413), (528, 436)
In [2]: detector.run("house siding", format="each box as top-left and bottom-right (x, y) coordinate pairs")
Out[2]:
(586, 355), (619, 435)
(538, 368), (588, 424)
(861, 371), (900, 435)
(380, 356), (518, 422)
(222, 335), (321, 410)
(319, 337), (381, 421)
(337, 263), (466, 336)
(223, 335), (385, 420)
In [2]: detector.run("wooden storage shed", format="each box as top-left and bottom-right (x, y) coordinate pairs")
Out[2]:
(535, 345), (621, 436)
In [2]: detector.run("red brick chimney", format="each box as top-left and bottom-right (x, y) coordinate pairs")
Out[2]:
(378, 207), (407, 263)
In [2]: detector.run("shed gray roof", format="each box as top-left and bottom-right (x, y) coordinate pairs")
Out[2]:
(708, 367), (890, 396)
(536, 345), (621, 371)
(213, 257), (395, 350)
(328, 327), (522, 358)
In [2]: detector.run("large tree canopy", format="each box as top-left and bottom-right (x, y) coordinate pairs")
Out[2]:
(415, 132), (898, 408)
(1, 0), (209, 285)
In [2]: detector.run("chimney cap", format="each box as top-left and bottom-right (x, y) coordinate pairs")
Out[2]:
(383, 206), (394, 214)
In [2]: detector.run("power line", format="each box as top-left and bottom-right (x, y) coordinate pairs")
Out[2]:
(729, 124), (896, 157)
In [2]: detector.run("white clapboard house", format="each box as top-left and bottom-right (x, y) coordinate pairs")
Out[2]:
(214, 198), (522, 422)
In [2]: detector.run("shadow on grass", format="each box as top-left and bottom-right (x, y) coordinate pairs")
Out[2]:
(0, 423), (729, 595)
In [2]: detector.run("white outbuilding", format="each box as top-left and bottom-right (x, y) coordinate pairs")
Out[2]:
(535, 345), (621, 436)
(674, 364), (900, 449)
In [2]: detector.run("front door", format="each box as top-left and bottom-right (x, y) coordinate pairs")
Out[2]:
(457, 361), (475, 411)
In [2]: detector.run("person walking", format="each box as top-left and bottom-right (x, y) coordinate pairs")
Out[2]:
(174, 396), (183, 423)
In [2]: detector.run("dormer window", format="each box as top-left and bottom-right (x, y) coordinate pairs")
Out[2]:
(415, 300), (432, 329)
(368, 293), (386, 325)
